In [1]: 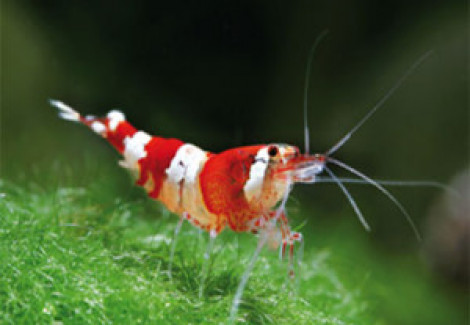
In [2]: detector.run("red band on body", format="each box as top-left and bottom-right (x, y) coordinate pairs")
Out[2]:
(199, 146), (264, 231)
(137, 137), (184, 198)
(106, 121), (137, 153)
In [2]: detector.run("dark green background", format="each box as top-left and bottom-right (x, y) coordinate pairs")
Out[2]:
(1, 0), (468, 322)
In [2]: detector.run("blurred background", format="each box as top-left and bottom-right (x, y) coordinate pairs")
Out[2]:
(1, 0), (468, 322)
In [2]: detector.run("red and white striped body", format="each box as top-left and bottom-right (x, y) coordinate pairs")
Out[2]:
(51, 100), (323, 243)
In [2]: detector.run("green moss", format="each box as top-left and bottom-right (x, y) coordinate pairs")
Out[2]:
(0, 179), (465, 324)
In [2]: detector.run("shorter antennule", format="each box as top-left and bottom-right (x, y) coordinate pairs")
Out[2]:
(324, 166), (371, 231)
(49, 99), (81, 122)
(327, 157), (422, 241)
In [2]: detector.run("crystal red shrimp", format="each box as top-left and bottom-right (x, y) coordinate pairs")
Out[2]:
(50, 99), (322, 256)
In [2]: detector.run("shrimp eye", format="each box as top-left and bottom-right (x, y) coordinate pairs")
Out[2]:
(268, 145), (278, 157)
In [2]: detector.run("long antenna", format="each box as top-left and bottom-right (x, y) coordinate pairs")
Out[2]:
(303, 29), (329, 154)
(326, 50), (433, 156)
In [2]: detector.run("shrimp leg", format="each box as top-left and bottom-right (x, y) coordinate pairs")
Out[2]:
(199, 229), (217, 298)
(168, 212), (186, 280)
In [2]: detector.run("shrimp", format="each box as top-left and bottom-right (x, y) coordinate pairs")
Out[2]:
(50, 99), (320, 237)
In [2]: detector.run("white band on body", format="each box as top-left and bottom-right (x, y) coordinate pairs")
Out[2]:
(243, 147), (269, 202)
